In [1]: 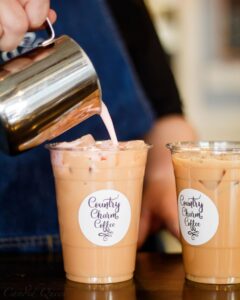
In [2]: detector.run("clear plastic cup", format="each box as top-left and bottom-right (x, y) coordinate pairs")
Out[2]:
(48, 141), (149, 283)
(167, 141), (240, 284)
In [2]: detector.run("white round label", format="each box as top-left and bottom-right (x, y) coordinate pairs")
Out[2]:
(79, 189), (131, 246)
(178, 188), (219, 245)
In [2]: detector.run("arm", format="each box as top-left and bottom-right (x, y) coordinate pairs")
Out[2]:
(138, 115), (197, 248)
(0, 0), (56, 51)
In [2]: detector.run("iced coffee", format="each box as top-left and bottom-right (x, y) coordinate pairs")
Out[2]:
(167, 141), (240, 284)
(48, 135), (149, 283)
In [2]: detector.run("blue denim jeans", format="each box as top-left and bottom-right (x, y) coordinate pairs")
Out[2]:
(0, 235), (61, 253)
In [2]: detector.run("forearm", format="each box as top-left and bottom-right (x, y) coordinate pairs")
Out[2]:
(144, 114), (197, 181)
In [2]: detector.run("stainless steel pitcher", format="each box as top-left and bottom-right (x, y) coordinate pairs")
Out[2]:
(0, 20), (102, 155)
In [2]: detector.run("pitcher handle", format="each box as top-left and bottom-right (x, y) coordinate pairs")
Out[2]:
(41, 18), (55, 47)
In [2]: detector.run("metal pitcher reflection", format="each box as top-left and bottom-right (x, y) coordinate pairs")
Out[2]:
(0, 20), (102, 155)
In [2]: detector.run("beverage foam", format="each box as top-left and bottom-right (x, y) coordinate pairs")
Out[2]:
(51, 134), (147, 151)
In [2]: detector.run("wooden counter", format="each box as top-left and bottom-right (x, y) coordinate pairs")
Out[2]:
(0, 252), (239, 299)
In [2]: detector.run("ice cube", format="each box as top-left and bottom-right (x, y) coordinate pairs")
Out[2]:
(199, 170), (226, 190)
(95, 140), (117, 150)
(199, 180), (221, 190)
(119, 140), (147, 150)
(71, 134), (96, 147)
(56, 134), (96, 148)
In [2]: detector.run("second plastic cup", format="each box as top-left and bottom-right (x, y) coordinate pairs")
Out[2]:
(167, 141), (240, 284)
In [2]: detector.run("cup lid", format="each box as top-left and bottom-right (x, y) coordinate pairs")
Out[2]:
(166, 141), (240, 154)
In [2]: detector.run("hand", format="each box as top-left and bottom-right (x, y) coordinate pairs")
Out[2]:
(138, 150), (180, 249)
(138, 115), (197, 248)
(0, 0), (56, 51)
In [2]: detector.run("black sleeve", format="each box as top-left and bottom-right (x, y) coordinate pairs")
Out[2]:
(106, 0), (183, 117)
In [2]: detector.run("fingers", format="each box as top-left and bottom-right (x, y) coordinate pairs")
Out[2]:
(0, 0), (28, 51)
(0, 0), (56, 51)
(151, 187), (180, 239)
(34, 9), (57, 30)
(138, 179), (180, 249)
(48, 9), (57, 25)
(138, 196), (180, 250)
(20, 0), (50, 29)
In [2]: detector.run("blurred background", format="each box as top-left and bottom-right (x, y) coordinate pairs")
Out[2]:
(146, 0), (240, 139)
(144, 0), (240, 252)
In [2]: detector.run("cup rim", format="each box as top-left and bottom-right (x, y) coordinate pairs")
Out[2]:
(45, 140), (152, 152)
(166, 141), (240, 154)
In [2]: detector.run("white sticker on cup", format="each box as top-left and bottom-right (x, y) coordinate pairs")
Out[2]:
(79, 189), (131, 246)
(178, 188), (219, 245)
